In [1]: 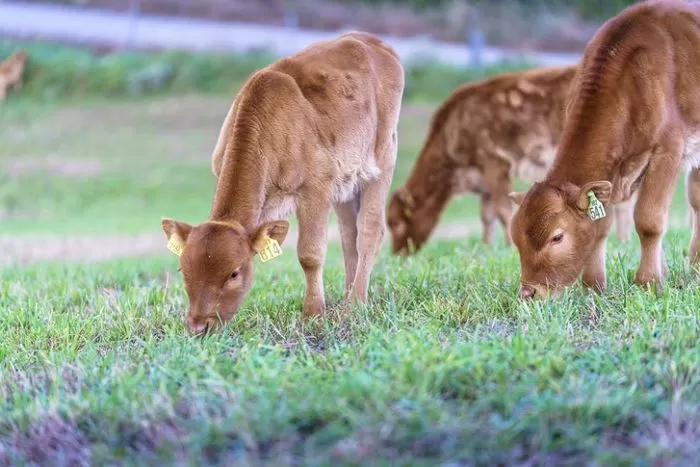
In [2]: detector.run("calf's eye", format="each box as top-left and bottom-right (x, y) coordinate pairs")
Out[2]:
(230, 270), (240, 280)
(552, 232), (564, 244)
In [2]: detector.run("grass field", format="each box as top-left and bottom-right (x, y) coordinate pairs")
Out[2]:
(2, 91), (700, 465)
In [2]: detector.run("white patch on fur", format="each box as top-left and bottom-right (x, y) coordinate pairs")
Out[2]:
(257, 148), (382, 223)
(509, 143), (557, 182)
(260, 193), (296, 223)
(683, 131), (700, 170)
(331, 151), (382, 204)
(451, 168), (485, 194)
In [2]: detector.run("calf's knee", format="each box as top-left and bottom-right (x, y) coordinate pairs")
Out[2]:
(298, 253), (324, 272)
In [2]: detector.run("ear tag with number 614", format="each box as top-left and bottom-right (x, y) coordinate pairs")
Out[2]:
(258, 236), (282, 262)
(167, 233), (185, 256)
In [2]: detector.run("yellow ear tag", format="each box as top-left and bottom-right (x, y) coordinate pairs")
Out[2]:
(403, 207), (413, 218)
(587, 191), (606, 221)
(258, 236), (282, 263)
(167, 233), (185, 256)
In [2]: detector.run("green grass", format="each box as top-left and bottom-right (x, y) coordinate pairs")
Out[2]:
(2, 233), (700, 464)
(2, 77), (699, 463)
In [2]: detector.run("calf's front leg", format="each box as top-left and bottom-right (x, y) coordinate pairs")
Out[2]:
(613, 196), (635, 242)
(582, 213), (613, 291)
(632, 144), (682, 289)
(296, 197), (331, 317)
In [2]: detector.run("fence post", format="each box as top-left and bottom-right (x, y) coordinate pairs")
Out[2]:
(125, 0), (140, 50)
(468, 29), (484, 68)
(283, 0), (299, 29)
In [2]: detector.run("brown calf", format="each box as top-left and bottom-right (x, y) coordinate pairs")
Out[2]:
(161, 32), (404, 334)
(0, 50), (27, 101)
(387, 65), (635, 255)
(509, 0), (700, 299)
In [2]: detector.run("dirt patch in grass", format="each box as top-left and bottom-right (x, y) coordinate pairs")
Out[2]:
(602, 402), (700, 464)
(1, 232), (168, 266)
(0, 213), (690, 266)
(0, 222), (481, 266)
(1, 414), (92, 466)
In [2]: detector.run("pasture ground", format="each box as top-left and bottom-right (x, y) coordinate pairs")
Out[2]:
(1, 92), (699, 465)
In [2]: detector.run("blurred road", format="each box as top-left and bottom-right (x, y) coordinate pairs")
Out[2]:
(0, 1), (581, 67)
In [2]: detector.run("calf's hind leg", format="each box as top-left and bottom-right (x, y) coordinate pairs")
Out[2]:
(351, 124), (397, 304)
(687, 167), (700, 265)
(334, 196), (360, 299)
(483, 160), (513, 246)
(351, 171), (393, 304)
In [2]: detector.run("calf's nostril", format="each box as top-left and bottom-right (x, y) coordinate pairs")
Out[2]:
(187, 319), (207, 335)
(519, 285), (535, 299)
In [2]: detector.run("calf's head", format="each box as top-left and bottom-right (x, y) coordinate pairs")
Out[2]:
(161, 218), (289, 334)
(387, 188), (436, 255)
(509, 180), (612, 299)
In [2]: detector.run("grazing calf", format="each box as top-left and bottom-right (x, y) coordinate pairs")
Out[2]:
(161, 32), (404, 333)
(0, 50), (27, 101)
(509, 0), (700, 299)
(387, 65), (635, 255)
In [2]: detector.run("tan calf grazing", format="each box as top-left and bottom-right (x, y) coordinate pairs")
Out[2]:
(161, 32), (404, 334)
(509, 0), (700, 299)
(0, 50), (27, 101)
(387, 65), (635, 255)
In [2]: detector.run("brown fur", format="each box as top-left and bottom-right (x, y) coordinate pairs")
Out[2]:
(509, 0), (700, 299)
(0, 50), (27, 101)
(387, 64), (636, 255)
(161, 32), (404, 333)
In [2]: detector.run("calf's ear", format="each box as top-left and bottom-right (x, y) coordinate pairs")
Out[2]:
(161, 218), (193, 255)
(576, 181), (612, 211)
(509, 191), (527, 206)
(251, 220), (290, 253)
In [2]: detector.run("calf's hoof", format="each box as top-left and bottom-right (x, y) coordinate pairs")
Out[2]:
(689, 242), (700, 266)
(350, 293), (368, 305)
(582, 275), (607, 292)
(302, 299), (326, 319)
(633, 272), (665, 295)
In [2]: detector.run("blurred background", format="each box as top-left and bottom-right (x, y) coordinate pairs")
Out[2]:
(1, 0), (657, 266)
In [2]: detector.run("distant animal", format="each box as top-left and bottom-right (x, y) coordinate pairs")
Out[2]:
(0, 50), (27, 101)
(387, 64), (635, 255)
(161, 31), (404, 334)
(509, 0), (700, 299)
